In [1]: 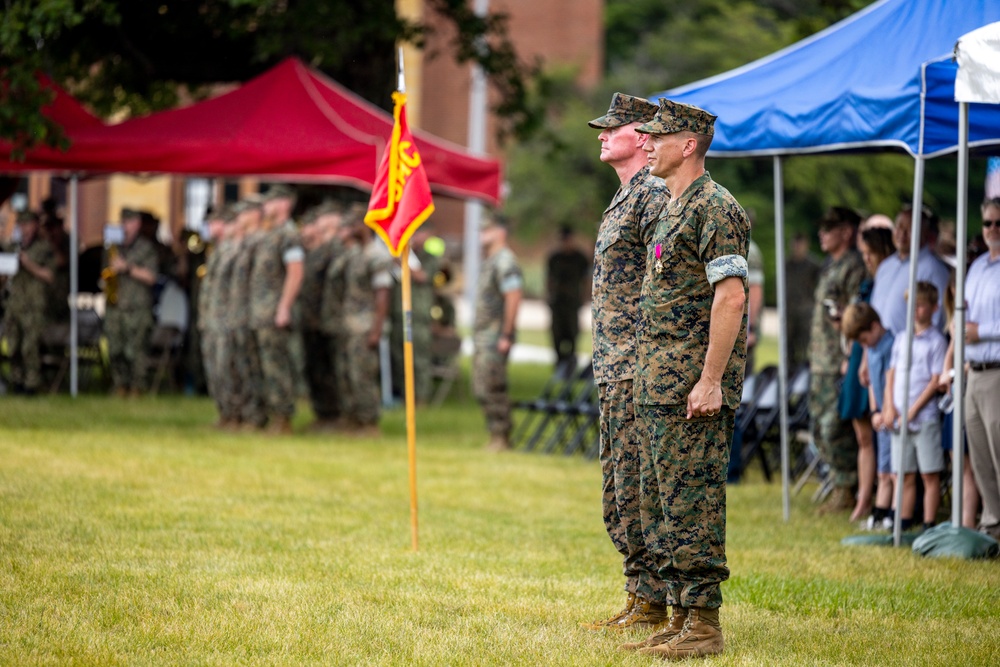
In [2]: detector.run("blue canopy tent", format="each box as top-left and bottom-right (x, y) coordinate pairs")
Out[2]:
(646, 0), (1000, 535)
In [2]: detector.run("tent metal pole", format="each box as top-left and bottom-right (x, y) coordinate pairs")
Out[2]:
(774, 156), (790, 522)
(952, 102), (969, 527)
(69, 174), (79, 398)
(894, 158), (926, 547)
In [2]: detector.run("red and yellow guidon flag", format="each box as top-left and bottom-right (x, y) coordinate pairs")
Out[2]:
(365, 91), (435, 256)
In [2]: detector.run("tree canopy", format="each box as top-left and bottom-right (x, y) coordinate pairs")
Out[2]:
(0, 0), (539, 158)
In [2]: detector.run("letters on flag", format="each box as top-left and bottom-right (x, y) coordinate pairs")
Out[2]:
(365, 91), (435, 256)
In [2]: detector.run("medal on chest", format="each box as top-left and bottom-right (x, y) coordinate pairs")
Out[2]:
(654, 243), (663, 273)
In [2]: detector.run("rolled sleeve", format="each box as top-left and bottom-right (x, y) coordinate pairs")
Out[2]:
(706, 254), (748, 286)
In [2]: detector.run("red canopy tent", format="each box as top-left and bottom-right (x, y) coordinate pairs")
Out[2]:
(1, 58), (502, 205)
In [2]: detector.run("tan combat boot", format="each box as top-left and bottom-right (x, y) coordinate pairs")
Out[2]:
(486, 434), (511, 452)
(580, 592), (636, 631)
(265, 416), (293, 436)
(817, 486), (855, 515)
(638, 606), (723, 660)
(620, 606), (687, 650)
(607, 595), (668, 630)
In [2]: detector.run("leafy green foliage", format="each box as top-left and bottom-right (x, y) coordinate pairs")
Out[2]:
(1, 0), (538, 156)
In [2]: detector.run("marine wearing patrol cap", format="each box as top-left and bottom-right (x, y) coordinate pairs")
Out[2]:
(262, 183), (296, 202)
(588, 92), (660, 129)
(635, 98), (717, 136)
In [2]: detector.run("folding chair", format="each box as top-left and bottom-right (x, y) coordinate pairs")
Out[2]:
(148, 280), (188, 395)
(510, 357), (577, 447)
(730, 365), (779, 481)
(561, 381), (601, 458)
(541, 363), (596, 454)
(523, 360), (593, 453)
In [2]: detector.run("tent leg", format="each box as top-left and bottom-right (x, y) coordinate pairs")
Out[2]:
(774, 156), (790, 522)
(893, 158), (926, 547)
(69, 174), (79, 398)
(952, 102), (969, 527)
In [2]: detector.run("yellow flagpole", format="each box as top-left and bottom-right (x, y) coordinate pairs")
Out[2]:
(401, 240), (419, 551)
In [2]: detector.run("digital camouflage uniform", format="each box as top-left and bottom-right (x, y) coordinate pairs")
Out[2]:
(473, 245), (523, 438)
(199, 238), (233, 419)
(227, 231), (265, 426)
(250, 220), (304, 423)
(636, 170), (749, 610)
(389, 246), (439, 403)
(411, 248), (439, 403)
(320, 241), (349, 418)
(3, 236), (55, 391)
(808, 248), (866, 489)
(591, 166), (669, 604)
(339, 239), (394, 426)
(301, 238), (340, 421)
(104, 236), (158, 392)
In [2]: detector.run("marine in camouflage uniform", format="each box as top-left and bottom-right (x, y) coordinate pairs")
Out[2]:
(626, 100), (749, 659)
(197, 209), (233, 425)
(250, 187), (305, 434)
(104, 209), (159, 395)
(473, 216), (523, 450)
(300, 207), (342, 427)
(3, 212), (55, 393)
(809, 208), (866, 513)
(227, 203), (267, 428)
(582, 93), (671, 632)
(338, 223), (393, 432)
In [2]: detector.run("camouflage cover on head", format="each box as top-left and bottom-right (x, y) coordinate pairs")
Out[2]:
(588, 93), (659, 129)
(635, 98), (717, 136)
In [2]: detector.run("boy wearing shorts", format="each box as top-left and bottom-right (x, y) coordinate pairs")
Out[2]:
(883, 282), (948, 531)
(842, 302), (895, 529)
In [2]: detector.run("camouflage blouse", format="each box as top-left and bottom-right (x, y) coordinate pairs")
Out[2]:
(591, 167), (669, 384)
(637, 171), (750, 409)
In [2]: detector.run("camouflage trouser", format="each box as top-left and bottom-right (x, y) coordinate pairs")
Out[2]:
(599, 380), (664, 603)
(302, 329), (340, 421)
(200, 329), (220, 412)
(340, 331), (381, 426)
(230, 327), (264, 426)
(638, 404), (732, 609)
(391, 317), (433, 404)
(104, 306), (152, 392)
(254, 326), (296, 420)
(472, 341), (510, 437)
(3, 310), (44, 390)
(412, 318), (432, 404)
(809, 371), (858, 488)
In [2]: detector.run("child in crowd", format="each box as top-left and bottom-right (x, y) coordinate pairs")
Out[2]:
(842, 302), (895, 529)
(882, 282), (949, 531)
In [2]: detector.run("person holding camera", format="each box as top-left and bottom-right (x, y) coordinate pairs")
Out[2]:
(809, 207), (867, 515)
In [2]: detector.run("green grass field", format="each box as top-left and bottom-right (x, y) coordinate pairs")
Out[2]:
(2, 363), (999, 666)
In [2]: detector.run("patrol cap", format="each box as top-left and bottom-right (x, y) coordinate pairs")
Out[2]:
(635, 98), (717, 136)
(480, 211), (510, 230)
(120, 207), (141, 221)
(818, 206), (861, 230)
(16, 210), (40, 225)
(262, 184), (296, 201)
(588, 93), (659, 129)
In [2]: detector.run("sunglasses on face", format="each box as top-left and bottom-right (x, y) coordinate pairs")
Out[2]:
(985, 219), (999, 228)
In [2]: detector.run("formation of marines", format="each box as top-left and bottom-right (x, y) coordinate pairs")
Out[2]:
(197, 188), (407, 436)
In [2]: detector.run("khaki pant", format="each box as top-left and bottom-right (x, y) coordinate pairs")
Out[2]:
(966, 368), (1000, 528)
